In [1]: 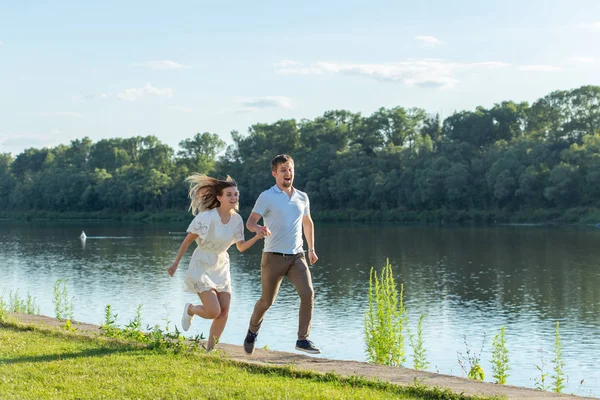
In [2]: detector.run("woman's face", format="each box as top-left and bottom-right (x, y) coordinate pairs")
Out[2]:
(218, 186), (239, 209)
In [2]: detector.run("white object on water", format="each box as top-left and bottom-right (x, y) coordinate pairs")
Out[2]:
(80, 231), (87, 239)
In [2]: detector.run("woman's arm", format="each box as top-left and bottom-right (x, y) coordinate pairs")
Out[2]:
(167, 232), (199, 276)
(235, 232), (264, 253)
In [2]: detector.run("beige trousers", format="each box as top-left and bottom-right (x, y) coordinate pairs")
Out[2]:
(248, 252), (314, 340)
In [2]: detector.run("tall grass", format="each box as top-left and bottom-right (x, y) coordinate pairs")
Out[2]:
(0, 295), (7, 321)
(123, 304), (146, 342)
(53, 279), (74, 321)
(457, 334), (486, 381)
(97, 303), (205, 353)
(534, 348), (549, 391)
(7, 290), (40, 314)
(552, 322), (565, 393)
(408, 314), (429, 371)
(491, 326), (509, 384)
(364, 259), (407, 367)
(100, 304), (119, 336)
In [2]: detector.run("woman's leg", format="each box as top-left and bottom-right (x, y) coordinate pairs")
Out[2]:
(206, 291), (231, 351)
(188, 290), (221, 319)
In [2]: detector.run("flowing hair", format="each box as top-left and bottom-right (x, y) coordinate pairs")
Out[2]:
(186, 174), (238, 215)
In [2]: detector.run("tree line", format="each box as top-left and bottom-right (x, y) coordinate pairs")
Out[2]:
(1, 85), (600, 223)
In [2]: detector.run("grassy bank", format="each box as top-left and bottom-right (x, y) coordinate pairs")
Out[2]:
(3, 207), (600, 225)
(0, 320), (497, 400)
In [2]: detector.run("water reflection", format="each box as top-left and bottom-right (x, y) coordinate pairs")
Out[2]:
(1, 220), (599, 395)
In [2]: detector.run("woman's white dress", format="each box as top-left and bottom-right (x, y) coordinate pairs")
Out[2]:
(184, 208), (244, 294)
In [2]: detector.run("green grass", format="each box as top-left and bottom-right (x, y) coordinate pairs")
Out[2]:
(0, 322), (499, 400)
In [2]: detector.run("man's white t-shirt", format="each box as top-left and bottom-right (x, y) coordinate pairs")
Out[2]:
(251, 185), (310, 254)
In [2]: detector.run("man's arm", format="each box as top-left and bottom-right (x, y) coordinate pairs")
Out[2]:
(303, 214), (318, 265)
(247, 212), (271, 236)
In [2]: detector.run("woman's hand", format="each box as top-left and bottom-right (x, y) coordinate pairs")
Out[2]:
(167, 263), (178, 277)
(259, 225), (271, 237)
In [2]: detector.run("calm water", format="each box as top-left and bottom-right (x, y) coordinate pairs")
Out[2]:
(1, 220), (600, 396)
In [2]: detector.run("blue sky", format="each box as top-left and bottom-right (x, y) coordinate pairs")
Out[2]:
(1, 0), (600, 156)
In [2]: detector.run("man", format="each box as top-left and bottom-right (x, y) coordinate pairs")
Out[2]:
(243, 154), (320, 355)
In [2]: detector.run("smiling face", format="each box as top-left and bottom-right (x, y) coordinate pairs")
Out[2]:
(217, 186), (239, 211)
(272, 161), (294, 189)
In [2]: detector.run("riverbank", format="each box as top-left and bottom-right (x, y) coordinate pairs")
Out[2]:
(1, 313), (590, 400)
(2, 207), (600, 226)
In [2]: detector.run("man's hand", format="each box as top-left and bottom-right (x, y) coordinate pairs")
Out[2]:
(308, 249), (318, 265)
(260, 225), (272, 236)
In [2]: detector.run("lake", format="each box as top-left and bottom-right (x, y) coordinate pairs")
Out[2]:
(1, 219), (599, 396)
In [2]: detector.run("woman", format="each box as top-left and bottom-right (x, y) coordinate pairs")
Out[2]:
(167, 174), (264, 351)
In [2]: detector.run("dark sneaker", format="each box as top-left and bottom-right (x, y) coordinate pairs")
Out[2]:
(295, 339), (321, 354)
(244, 330), (258, 355)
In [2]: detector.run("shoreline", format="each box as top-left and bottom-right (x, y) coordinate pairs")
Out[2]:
(1, 210), (600, 227)
(4, 312), (591, 400)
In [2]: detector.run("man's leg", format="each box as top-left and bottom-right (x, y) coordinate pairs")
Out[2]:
(287, 254), (314, 341)
(245, 253), (286, 354)
(249, 252), (287, 333)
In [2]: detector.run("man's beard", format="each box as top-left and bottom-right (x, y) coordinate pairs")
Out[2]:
(282, 180), (292, 187)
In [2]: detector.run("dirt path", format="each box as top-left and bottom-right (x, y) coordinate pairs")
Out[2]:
(7, 313), (592, 400)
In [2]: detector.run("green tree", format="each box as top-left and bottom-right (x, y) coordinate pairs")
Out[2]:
(544, 163), (580, 208)
(177, 132), (225, 174)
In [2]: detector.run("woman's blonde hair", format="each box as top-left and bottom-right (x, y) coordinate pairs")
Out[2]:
(186, 174), (238, 215)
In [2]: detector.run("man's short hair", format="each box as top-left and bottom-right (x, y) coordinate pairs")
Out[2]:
(271, 154), (294, 171)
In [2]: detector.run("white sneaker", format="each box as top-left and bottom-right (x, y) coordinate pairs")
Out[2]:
(181, 303), (193, 331)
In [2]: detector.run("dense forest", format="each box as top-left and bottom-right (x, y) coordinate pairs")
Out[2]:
(1, 85), (600, 223)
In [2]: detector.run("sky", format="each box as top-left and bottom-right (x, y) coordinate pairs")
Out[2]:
(1, 0), (600, 156)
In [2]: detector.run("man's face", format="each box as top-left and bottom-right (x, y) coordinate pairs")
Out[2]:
(272, 162), (294, 188)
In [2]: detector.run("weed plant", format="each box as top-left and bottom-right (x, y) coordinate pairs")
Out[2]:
(364, 259), (407, 367)
(408, 314), (429, 371)
(491, 326), (509, 384)
(457, 334), (486, 381)
(53, 279), (74, 321)
(552, 321), (565, 393)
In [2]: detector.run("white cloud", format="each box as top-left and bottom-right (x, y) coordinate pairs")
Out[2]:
(32, 112), (84, 118)
(54, 111), (84, 118)
(519, 65), (562, 72)
(118, 83), (174, 101)
(74, 93), (109, 101)
(234, 96), (293, 113)
(239, 96), (293, 109)
(276, 59), (510, 89)
(277, 65), (325, 75)
(415, 35), (444, 46)
(0, 130), (64, 154)
(140, 60), (191, 70)
(168, 106), (193, 113)
(569, 56), (598, 64)
(578, 22), (600, 31)
(75, 83), (175, 102)
(274, 59), (299, 68)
